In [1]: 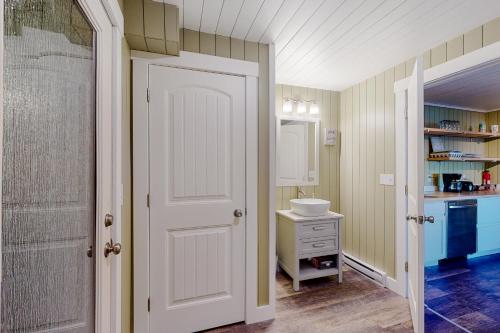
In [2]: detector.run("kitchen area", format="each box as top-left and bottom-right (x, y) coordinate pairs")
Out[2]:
(422, 65), (500, 332)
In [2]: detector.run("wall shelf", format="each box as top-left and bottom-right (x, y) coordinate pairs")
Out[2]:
(424, 127), (500, 139)
(428, 157), (500, 163)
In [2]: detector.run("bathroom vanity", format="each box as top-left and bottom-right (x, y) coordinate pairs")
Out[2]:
(276, 210), (343, 291)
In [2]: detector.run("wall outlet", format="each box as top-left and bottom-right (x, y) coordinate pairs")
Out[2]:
(380, 174), (395, 186)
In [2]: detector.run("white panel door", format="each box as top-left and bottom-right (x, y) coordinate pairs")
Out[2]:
(406, 57), (425, 333)
(148, 65), (246, 333)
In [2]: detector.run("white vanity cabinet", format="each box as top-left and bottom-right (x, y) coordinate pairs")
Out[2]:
(276, 210), (343, 291)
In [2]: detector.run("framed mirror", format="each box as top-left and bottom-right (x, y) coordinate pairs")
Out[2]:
(276, 116), (320, 186)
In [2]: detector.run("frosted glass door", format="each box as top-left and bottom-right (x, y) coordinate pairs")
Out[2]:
(2, 1), (96, 332)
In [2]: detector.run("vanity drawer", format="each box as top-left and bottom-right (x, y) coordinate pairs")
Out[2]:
(299, 237), (338, 256)
(299, 220), (337, 239)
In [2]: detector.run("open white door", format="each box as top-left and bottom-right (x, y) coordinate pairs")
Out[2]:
(406, 57), (426, 333)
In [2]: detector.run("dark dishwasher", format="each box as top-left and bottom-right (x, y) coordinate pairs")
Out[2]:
(447, 199), (477, 259)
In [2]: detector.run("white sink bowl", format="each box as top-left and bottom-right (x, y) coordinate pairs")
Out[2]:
(290, 198), (331, 217)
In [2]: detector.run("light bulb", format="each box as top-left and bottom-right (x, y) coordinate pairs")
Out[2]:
(309, 102), (319, 114)
(283, 100), (293, 113)
(297, 101), (306, 113)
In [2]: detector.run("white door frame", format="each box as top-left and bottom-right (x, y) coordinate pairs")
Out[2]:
(132, 50), (264, 333)
(393, 40), (500, 298)
(0, 1), (124, 332)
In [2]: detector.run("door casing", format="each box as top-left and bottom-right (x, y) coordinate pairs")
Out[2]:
(132, 50), (262, 333)
(0, 0), (124, 332)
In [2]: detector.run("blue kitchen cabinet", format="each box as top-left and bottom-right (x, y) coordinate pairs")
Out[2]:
(424, 201), (447, 266)
(476, 197), (500, 254)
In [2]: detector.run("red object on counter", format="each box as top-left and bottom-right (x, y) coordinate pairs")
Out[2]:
(483, 170), (491, 185)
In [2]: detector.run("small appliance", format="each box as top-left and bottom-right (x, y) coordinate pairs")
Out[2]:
(442, 173), (462, 192)
(459, 181), (474, 192)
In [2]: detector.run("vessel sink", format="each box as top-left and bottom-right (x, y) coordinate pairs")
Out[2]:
(290, 198), (331, 217)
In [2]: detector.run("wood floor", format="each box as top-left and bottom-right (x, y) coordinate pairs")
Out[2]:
(425, 253), (500, 332)
(204, 267), (413, 333)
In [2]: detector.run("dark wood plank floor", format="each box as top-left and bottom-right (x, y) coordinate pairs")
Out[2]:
(204, 267), (413, 333)
(425, 253), (500, 333)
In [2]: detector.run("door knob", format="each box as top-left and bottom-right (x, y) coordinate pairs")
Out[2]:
(406, 215), (435, 224)
(234, 209), (243, 218)
(104, 239), (122, 258)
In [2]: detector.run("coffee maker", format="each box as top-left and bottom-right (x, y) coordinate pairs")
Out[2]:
(443, 173), (462, 192)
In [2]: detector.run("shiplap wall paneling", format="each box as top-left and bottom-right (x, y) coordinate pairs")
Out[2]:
(384, 68), (396, 277)
(487, 111), (500, 184)
(275, 84), (340, 214)
(351, 85), (360, 259)
(358, 81), (367, 261)
(365, 77), (376, 267)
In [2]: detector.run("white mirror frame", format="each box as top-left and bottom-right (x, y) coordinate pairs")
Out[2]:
(276, 115), (320, 187)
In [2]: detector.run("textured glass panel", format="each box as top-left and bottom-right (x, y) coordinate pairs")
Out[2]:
(2, 1), (96, 332)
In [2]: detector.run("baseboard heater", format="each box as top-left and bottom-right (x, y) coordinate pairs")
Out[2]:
(343, 252), (387, 286)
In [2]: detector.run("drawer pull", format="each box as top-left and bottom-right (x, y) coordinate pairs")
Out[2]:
(312, 243), (326, 248)
(312, 226), (326, 231)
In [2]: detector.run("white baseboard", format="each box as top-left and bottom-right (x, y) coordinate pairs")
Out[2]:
(245, 304), (275, 325)
(343, 252), (387, 286)
(386, 276), (406, 297)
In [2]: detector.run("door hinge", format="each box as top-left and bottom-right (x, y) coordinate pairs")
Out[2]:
(405, 262), (408, 272)
(405, 185), (408, 195)
(245, 208), (248, 216)
(147, 88), (150, 103)
(148, 298), (150, 312)
(146, 194), (150, 207)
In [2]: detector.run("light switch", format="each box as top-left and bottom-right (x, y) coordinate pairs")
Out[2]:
(380, 174), (395, 186)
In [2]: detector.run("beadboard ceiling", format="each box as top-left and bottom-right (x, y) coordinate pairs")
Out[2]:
(425, 60), (500, 112)
(160, 0), (500, 90)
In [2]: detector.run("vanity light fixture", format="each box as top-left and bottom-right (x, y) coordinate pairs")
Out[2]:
(283, 99), (293, 113)
(309, 102), (319, 114)
(297, 101), (306, 113)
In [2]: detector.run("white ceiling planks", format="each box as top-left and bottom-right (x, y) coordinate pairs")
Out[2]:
(425, 61), (500, 112)
(257, 0), (304, 44)
(273, 0), (325, 53)
(160, 0), (500, 90)
(200, 0), (224, 34)
(215, 0), (245, 37)
(275, 0), (344, 63)
(245, 0), (285, 42)
(230, 0), (266, 40)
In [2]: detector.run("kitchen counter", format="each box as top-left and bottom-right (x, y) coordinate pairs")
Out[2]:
(424, 191), (500, 202)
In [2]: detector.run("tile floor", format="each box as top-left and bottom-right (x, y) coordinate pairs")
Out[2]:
(425, 253), (500, 332)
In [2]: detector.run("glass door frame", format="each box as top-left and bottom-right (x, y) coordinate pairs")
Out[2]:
(0, 0), (124, 332)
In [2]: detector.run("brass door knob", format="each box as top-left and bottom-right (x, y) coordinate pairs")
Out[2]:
(104, 240), (122, 258)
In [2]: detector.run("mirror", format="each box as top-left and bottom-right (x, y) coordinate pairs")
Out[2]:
(277, 116), (320, 186)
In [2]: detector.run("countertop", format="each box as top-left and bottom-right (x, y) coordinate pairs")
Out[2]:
(424, 191), (500, 202)
(276, 210), (344, 222)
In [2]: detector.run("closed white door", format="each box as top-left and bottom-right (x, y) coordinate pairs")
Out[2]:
(148, 65), (246, 333)
(406, 57), (425, 333)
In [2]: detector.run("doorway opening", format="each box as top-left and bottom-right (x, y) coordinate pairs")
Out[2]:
(423, 59), (500, 332)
